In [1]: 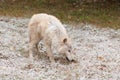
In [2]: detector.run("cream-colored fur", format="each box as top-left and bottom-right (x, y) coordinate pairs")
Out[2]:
(28, 13), (76, 62)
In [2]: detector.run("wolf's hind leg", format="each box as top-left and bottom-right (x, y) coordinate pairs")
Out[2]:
(28, 30), (40, 61)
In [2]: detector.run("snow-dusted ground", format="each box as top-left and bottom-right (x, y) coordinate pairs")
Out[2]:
(0, 17), (120, 80)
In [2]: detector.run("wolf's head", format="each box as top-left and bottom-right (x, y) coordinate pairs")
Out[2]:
(58, 38), (76, 62)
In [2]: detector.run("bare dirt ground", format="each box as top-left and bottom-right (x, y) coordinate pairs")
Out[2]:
(0, 16), (120, 80)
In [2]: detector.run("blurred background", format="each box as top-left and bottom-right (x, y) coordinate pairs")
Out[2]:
(0, 0), (120, 29)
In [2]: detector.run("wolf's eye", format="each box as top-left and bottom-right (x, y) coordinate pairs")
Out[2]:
(68, 50), (71, 52)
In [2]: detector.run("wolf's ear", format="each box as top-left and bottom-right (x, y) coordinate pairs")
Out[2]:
(63, 38), (67, 43)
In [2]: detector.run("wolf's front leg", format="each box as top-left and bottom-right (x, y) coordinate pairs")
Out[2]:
(45, 44), (55, 63)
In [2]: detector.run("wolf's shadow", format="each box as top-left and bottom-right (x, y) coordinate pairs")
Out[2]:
(22, 49), (74, 65)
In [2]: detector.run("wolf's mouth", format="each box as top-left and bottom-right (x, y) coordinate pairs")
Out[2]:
(66, 57), (75, 62)
(66, 57), (70, 61)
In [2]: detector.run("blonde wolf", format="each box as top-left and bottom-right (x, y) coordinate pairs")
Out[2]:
(28, 13), (76, 63)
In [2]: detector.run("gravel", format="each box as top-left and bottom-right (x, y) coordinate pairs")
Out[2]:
(0, 16), (120, 80)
